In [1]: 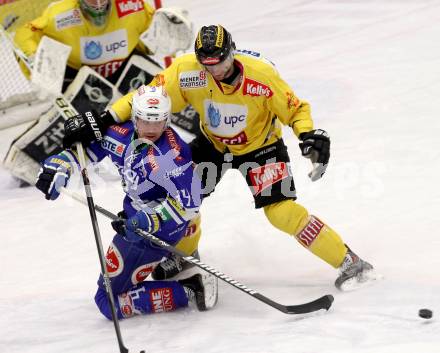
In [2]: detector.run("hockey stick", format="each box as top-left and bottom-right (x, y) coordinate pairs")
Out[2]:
(74, 143), (144, 353)
(62, 187), (334, 315)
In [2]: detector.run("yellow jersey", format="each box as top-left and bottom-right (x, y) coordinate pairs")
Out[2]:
(111, 50), (314, 155)
(14, 0), (155, 77)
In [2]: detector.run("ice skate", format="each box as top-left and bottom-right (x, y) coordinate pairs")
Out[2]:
(152, 250), (200, 280)
(335, 247), (377, 291)
(179, 272), (218, 311)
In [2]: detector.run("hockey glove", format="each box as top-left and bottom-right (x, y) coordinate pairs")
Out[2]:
(36, 155), (72, 200)
(63, 110), (114, 149)
(299, 129), (330, 181)
(110, 211), (127, 235)
(113, 210), (161, 242)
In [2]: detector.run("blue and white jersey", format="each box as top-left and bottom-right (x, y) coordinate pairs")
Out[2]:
(64, 121), (201, 244)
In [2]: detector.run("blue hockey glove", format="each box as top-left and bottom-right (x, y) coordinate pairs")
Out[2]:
(299, 129), (330, 181)
(36, 155), (72, 200)
(113, 210), (161, 242)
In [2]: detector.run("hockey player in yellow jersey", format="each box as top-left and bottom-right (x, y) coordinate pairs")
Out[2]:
(13, 0), (192, 86)
(63, 25), (376, 290)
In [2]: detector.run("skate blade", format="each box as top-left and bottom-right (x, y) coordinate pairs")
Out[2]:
(339, 269), (383, 291)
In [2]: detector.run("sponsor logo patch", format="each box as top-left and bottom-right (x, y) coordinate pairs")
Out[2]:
(80, 30), (128, 64)
(213, 131), (248, 145)
(116, 0), (144, 18)
(105, 243), (123, 277)
(55, 9), (82, 30)
(184, 223), (197, 237)
(90, 59), (125, 78)
(236, 49), (261, 58)
(102, 136), (125, 157)
(131, 263), (158, 284)
(243, 78), (273, 98)
(150, 288), (175, 313)
(179, 70), (208, 89)
(148, 146), (159, 172)
(118, 293), (134, 318)
(297, 216), (325, 247)
(154, 74), (166, 86)
(147, 98), (159, 105)
(286, 92), (300, 109)
(109, 125), (130, 136)
(204, 100), (248, 136)
(165, 129), (182, 159)
(248, 162), (290, 195)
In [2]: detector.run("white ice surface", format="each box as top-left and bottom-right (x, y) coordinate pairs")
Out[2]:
(1, 1), (439, 352)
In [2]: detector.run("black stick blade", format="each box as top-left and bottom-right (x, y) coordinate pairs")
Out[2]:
(283, 294), (334, 314)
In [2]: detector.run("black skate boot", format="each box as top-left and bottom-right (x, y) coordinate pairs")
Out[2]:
(152, 250), (200, 280)
(335, 247), (375, 291)
(179, 272), (218, 311)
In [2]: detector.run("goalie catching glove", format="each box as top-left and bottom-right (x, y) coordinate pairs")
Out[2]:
(299, 129), (330, 181)
(36, 155), (73, 200)
(63, 110), (115, 149)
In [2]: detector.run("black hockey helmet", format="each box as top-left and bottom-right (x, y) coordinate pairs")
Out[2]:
(195, 25), (235, 65)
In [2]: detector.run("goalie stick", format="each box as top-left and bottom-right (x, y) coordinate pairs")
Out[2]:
(61, 188), (335, 315)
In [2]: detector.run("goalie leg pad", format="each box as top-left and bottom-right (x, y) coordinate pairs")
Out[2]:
(264, 200), (347, 268)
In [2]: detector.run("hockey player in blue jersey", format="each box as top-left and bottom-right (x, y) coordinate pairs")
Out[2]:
(35, 85), (218, 319)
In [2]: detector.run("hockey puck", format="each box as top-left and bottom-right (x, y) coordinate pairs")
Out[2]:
(418, 309), (433, 319)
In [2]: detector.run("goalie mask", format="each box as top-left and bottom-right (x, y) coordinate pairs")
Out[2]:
(131, 85), (171, 141)
(79, 0), (111, 27)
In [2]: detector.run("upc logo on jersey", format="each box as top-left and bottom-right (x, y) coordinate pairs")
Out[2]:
(116, 0), (144, 18)
(84, 41), (103, 60)
(179, 71), (208, 89)
(102, 136), (125, 157)
(150, 288), (175, 313)
(105, 243), (123, 277)
(55, 9), (82, 30)
(243, 78), (274, 98)
(249, 162), (290, 195)
(81, 30), (128, 64)
(297, 216), (325, 247)
(204, 100), (248, 137)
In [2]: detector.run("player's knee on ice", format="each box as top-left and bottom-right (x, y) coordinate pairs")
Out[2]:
(94, 281), (189, 320)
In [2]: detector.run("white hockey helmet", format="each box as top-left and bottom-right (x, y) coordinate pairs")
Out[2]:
(131, 85), (172, 128)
